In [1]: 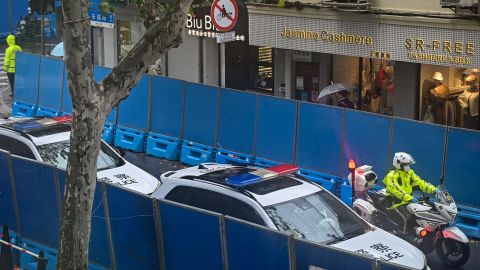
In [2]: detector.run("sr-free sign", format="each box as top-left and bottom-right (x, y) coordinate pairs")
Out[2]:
(211, 0), (238, 32)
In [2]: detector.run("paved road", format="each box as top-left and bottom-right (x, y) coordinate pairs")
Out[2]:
(123, 151), (480, 270)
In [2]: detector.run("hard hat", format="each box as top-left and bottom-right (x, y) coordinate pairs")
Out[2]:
(392, 152), (416, 170)
(348, 165), (378, 192)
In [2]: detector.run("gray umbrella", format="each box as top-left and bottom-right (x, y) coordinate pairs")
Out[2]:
(317, 83), (356, 101)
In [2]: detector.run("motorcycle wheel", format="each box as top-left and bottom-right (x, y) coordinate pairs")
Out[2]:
(435, 238), (470, 267)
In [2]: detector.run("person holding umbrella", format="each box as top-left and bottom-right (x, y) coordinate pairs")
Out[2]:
(337, 90), (354, 109)
(317, 82), (355, 109)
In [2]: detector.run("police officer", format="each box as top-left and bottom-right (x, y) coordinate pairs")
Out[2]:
(4, 35), (22, 97)
(383, 152), (438, 233)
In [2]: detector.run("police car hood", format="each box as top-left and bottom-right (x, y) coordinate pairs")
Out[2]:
(332, 228), (426, 269)
(97, 162), (160, 195)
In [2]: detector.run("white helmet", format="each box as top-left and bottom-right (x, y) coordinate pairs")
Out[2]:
(393, 152), (416, 170)
(348, 165), (378, 192)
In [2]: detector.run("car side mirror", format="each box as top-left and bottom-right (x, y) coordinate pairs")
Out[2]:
(115, 148), (126, 157)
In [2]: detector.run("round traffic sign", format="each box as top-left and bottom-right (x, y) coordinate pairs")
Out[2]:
(210, 0), (238, 32)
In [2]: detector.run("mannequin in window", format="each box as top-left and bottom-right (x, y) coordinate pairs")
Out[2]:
(430, 72), (449, 124)
(458, 75), (479, 129)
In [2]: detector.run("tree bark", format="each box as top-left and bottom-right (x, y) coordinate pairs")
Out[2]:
(57, 0), (193, 269)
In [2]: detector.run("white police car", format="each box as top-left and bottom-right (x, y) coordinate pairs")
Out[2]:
(0, 116), (160, 194)
(152, 163), (429, 270)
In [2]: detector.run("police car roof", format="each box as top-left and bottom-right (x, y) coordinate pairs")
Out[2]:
(0, 116), (72, 144)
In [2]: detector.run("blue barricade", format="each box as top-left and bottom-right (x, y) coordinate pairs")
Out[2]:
(0, 151), (17, 231)
(14, 53), (41, 105)
(392, 118), (446, 185)
(296, 103), (344, 175)
(217, 89), (256, 155)
(106, 185), (159, 270)
(454, 204), (480, 239)
(117, 75), (150, 130)
(114, 126), (146, 152)
(215, 149), (253, 166)
(150, 76), (185, 138)
(295, 238), (375, 270)
(343, 110), (392, 177)
(57, 172), (112, 267)
(18, 238), (59, 270)
(180, 141), (215, 166)
(254, 157), (280, 168)
(35, 106), (63, 117)
(159, 200), (224, 270)
(10, 157), (60, 248)
(12, 101), (37, 117)
(38, 57), (64, 113)
(225, 217), (290, 270)
(340, 181), (353, 206)
(445, 127), (480, 208)
(255, 96), (297, 163)
(298, 168), (337, 193)
(102, 123), (116, 144)
(183, 83), (218, 146)
(146, 132), (182, 160)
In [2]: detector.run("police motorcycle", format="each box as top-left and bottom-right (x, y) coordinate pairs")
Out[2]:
(348, 165), (470, 268)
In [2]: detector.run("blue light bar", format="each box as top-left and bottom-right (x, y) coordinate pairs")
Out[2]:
(226, 173), (262, 187)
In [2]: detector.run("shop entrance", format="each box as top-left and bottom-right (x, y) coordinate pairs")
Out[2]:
(295, 62), (319, 102)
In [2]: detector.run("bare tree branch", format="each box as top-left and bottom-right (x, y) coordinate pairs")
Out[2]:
(101, 0), (193, 113)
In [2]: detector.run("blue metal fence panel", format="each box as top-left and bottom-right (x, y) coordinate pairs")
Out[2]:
(61, 66), (72, 113)
(14, 53), (40, 104)
(295, 239), (375, 270)
(150, 76), (184, 137)
(183, 83), (218, 146)
(11, 157), (60, 248)
(392, 118), (446, 185)
(159, 200), (223, 270)
(445, 128), (480, 208)
(57, 171), (111, 268)
(342, 110), (392, 177)
(106, 185), (159, 270)
(225, 217), (290, 270)
(117, 75), (150, 130)
(296, 103), (343, 175)
(255, 96), (297, 163)
(38, 57), (64, 110)
(0, 151), (17, 231)
(217, 89), (256, 154)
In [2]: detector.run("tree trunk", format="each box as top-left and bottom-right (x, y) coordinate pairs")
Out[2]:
(57, 0), (193, 268)
(57, 1), (106, 269)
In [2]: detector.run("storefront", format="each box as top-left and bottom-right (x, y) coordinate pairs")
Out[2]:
(247, 5), (480, 129)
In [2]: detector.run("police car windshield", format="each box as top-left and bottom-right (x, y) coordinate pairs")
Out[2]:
(37, 140), (124, 170)
(264, 190), (370, 244)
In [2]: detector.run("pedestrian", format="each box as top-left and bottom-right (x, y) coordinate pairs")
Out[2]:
(4, 35), (22, 97)
(337, 90), (354, 109)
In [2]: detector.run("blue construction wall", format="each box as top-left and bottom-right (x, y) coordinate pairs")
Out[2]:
(10, 53), (480, 210)
(0, 0), (29, 38)
(0, 151), (17, 231)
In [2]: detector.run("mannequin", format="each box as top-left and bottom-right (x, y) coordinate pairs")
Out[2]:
(430, 72), (449, 124)
(458, 75), (479, 129)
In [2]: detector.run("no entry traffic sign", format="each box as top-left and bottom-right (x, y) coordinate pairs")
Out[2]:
(211, 0), (238, 32)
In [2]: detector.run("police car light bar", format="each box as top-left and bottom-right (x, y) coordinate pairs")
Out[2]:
(11, 115), (73, 132)
(226, 164), (299, 187)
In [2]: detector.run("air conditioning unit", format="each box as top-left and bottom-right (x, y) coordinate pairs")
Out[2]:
(440, 0), (477, 7)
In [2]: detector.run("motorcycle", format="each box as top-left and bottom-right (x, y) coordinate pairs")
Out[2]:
(351, 169), (470, 268)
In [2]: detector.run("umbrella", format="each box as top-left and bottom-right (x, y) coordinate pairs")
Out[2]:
(51, 42), (64, 57)
(317, 82), (356, 100)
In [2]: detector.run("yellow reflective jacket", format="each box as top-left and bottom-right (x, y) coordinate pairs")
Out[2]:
(4, 35), (22, 73)
(383, 169), (436, 209)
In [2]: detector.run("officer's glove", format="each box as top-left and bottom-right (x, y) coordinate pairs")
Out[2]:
(411, 198), (419, 204)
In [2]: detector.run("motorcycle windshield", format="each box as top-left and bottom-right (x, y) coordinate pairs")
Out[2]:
(437, 186), (454, 205)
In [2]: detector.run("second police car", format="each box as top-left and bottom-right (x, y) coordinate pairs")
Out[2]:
(151, 163), (430, 270)
(0, 116), (160, 194)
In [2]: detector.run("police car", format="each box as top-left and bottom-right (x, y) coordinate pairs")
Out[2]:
(0, 116), (160, 194)
(151, 163), (429, 270)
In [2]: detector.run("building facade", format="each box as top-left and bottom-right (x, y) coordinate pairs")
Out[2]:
(247, 0), (480, 129)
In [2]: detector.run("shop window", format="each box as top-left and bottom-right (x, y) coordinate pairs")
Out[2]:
(256, 46), (273, 91)
(117, 19), (145, 61)
(361, 58), (395, 115)
(420, 65), (479, 130)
